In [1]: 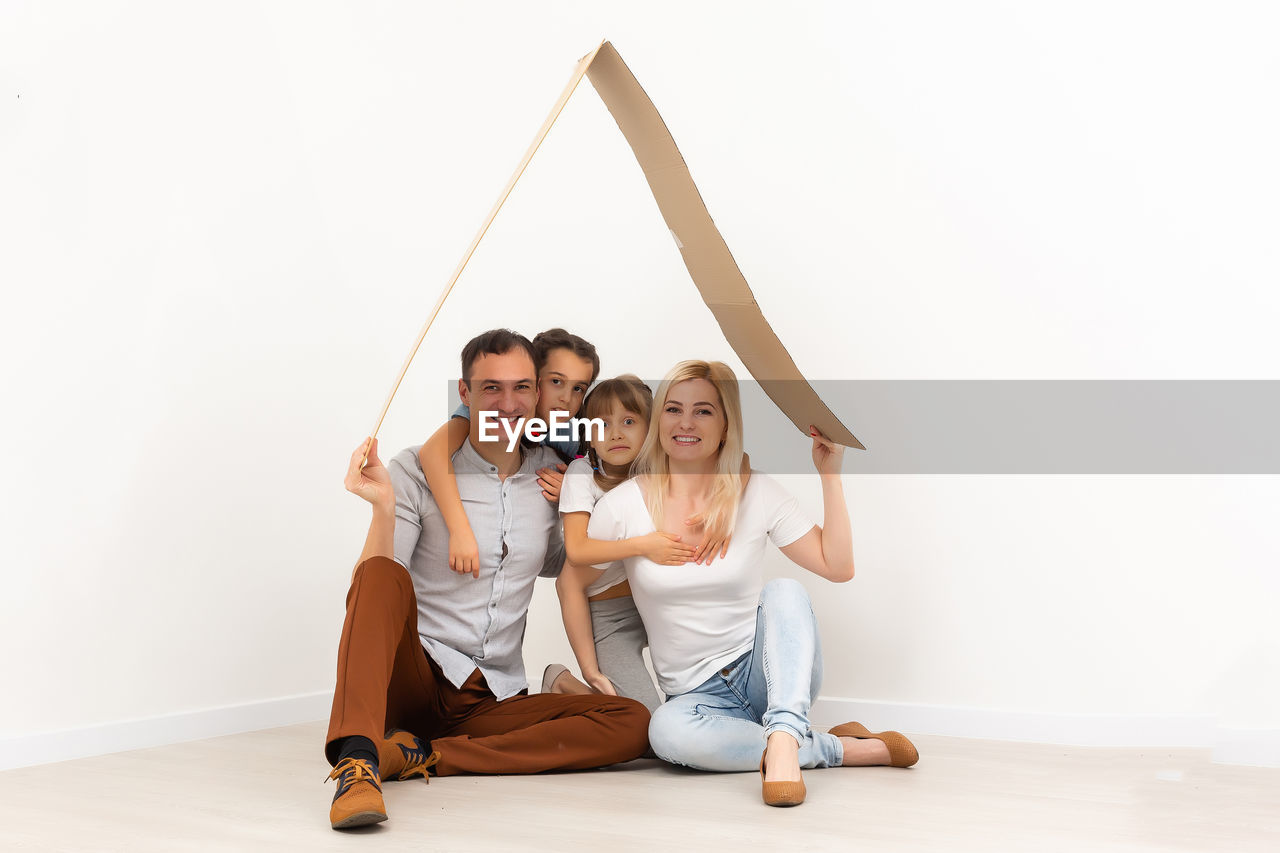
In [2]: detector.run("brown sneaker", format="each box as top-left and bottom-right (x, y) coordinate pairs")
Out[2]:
(326, 757), (387, 830)
(379, 729), (441, 782)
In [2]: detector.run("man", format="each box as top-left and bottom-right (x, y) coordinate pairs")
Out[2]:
(325, 329), (650, 830)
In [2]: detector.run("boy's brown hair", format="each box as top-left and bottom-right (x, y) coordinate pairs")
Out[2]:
(532, 328), (601, 384)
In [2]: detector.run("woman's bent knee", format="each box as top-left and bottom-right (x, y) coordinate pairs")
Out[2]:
(760, 577), (809, 607)
(648, 701), (732, 769)
(648, 703), (696, 766)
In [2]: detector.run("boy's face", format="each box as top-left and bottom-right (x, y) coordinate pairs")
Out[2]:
(536, 347), (594, 420)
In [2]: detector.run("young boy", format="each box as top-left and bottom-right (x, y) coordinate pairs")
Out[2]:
(418, 328), (600, 579)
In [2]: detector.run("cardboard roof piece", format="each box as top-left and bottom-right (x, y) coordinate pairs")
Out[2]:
(370, 40), (863, 450)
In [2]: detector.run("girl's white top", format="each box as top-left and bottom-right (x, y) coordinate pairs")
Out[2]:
(558, 457), (628, 598)
(587, 472), (814, 697)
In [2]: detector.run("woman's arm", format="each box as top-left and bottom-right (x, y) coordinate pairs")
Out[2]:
(554, 561), (617, 695)
(778, 427), (854, 582)
(345, 438), (397, 581)
(418, 417), (480, 578)
(563, 512), (696, 567)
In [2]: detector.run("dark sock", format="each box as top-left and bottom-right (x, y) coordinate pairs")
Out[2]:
(335, 735), (379, 771)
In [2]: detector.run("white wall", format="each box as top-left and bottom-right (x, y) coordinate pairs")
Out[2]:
(2, 1), (1277, 767)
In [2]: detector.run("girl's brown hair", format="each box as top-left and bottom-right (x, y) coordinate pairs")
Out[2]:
(581, 374), (653, 492)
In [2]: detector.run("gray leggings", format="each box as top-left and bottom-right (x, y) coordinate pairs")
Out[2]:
(590, 596), (661, 712)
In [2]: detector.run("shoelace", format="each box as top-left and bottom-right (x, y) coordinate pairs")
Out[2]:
(326, 757), (382, 793)
(398, 746), (441, 782)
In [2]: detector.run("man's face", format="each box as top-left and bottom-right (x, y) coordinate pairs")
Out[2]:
(460, 348), (539, 441)
(536, 347), (595, 421)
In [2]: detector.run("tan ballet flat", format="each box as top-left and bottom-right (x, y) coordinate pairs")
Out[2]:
(759, 749), (806, 807)
(541, 663), (569, 694)
(829, 721), (919, 768)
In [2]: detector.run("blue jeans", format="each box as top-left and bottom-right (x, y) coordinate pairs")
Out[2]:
(648, 578), (844, 771)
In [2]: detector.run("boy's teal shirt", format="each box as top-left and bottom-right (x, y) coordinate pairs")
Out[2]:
(452, 402), (581, 463)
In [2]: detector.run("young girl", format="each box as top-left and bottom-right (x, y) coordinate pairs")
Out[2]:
(418, 328), (598, 578)
(548, 376), (696, 711)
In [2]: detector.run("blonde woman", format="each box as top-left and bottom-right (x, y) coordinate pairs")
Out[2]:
(586, 361), (918, 806)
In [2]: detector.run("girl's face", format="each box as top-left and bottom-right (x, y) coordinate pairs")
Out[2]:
(658, 378), (727, 465)
(591, 400), (648, 469)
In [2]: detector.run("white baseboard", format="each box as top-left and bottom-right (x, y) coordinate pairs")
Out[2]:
(4, 692), (1276, 771)
(1212, 726), (1280, 768)
(0, 691), (332, 772)
(812, 697), (1279, 767)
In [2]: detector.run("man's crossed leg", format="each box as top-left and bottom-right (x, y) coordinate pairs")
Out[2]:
(325, 556), (650, 828)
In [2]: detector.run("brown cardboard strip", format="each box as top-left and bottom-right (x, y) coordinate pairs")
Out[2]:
(585, 43), (862, 448)
(367, 41), (607, 443)
(373, 40), (862, 450)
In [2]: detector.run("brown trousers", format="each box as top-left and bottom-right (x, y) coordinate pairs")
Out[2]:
(324, 556), (650, 776)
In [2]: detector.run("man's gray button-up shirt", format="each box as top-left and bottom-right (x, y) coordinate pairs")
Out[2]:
(388, 440), (565, 700)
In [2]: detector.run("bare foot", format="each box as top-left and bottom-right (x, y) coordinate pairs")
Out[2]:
(840, 736), (892, 766)
(550, 670), (593, 695)
(764, 731), (802, 782)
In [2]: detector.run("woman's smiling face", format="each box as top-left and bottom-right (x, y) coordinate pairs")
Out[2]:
(658, 378), (727, 464)
(590, 400), (647, 468)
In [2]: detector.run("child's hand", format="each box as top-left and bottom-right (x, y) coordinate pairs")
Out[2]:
(639, 531), (697, 565)
(583, 669), (618, 696)
(449, 527), (481, 579)
(537, 463), (568, 503)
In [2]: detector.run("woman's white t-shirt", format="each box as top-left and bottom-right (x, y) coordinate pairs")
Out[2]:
(558, 458), (628, 598)
(587, 471), (814, 697)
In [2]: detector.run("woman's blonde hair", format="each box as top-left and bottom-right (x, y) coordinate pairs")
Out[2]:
(581, 374), (653, 492)
(631, 360), (745, 537)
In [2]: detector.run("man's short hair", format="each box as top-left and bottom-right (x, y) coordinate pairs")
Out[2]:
(532, 328), (601, 384)
(460, 329), (538, 386)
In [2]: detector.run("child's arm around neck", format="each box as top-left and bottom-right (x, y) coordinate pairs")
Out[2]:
(418, 416), (480, 578)
(563, 509), (696, 568)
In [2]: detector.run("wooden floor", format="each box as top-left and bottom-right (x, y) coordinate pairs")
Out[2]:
(2, 722), (1277, 851)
